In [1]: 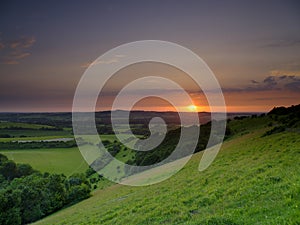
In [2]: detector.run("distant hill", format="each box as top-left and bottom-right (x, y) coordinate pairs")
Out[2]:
(268, 104), (300, 116)
(0, 111), (253, 127)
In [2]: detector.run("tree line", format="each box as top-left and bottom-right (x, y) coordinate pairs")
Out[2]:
(0, 154), (91, 225)
(0, 140), (77, 150)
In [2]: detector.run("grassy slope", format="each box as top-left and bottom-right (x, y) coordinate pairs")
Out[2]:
(33, 125), (300, 224)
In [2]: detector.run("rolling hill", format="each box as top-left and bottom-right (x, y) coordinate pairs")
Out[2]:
(32, 106), (300, 225)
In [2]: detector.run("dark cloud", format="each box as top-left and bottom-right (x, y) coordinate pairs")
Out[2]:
(285, 80), (300, 92)
(263, 76), (277, 86)
(223, 75), (300, 93)
(278, 75), (287, 80)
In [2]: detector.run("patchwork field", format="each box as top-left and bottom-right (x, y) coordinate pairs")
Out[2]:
(0, 134), (130, 175)
(1, 107), (300, 224)
(33, 128), (300, 225)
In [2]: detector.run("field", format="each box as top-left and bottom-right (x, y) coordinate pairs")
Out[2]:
(32, 126), (300, 224)
(0, 133), (132, 175)
(0, 147), (88, 176)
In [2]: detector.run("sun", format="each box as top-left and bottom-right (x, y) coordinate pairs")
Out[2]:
(187, 104), (198, 112)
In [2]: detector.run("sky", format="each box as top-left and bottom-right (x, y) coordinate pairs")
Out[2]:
(0, 0), (300, 112)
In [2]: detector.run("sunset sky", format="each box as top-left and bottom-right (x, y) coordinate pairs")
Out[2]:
(0, 0), (300, 112)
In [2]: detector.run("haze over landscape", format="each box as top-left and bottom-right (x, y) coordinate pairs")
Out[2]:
(0, 0), (299, 112)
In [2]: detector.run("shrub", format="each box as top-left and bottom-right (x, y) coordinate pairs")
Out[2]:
(262, 126), (285, 137)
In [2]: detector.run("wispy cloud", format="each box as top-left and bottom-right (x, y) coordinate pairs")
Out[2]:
(270, 70), (300, 76)
(115, 54), (125, 58)
(81, 59), (118, 68)
(262, 38), (300, 48)
(10, 36), (35, 49)
(0, 36), (36, 65)
(81, 54), (125, 68)
(2, 59), (19, 65)
(11, 52), (31, 60)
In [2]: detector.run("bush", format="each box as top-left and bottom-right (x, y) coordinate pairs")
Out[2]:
(262, 126), (285, 137)
(66, 184), (90, 204)
(17, 164), (35, 178)
(85, 167), (96, 177)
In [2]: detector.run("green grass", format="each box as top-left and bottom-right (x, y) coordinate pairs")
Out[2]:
(0, 121), (72, 139)
(227, 116), (273, 138)
(0, 134), (129, 176)
(32, 128), (300, 224)
(0, 147), (88, 176)
(114, 145), (135, 162)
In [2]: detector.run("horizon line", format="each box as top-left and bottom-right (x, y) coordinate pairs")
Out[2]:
(0, 110), (266, 114)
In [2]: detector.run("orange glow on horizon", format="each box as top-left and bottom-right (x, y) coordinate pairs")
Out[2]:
(186, 104), (198, 112)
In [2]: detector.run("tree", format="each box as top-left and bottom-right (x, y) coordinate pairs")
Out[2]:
(10, 173), (45, 224)
(85, 166), (96, 177)
(42, 174), (67, 213)
(0, 155), (92, 224)
(16, 164), (35, 178)
(0, 160), (18, 181)
(0, 153), (8, 163)
(0, 188), (21, 225)
(66, 173), (91, 204)
(67, 184), (91, 204)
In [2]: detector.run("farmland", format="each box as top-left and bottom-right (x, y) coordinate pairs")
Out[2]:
(0, 106), (300, 224)
(33, 125), (300, 225)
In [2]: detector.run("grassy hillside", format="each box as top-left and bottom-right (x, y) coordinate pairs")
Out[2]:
(33, 122), (300, 224)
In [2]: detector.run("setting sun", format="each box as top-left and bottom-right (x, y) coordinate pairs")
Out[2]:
(187, 104), (198, 112)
